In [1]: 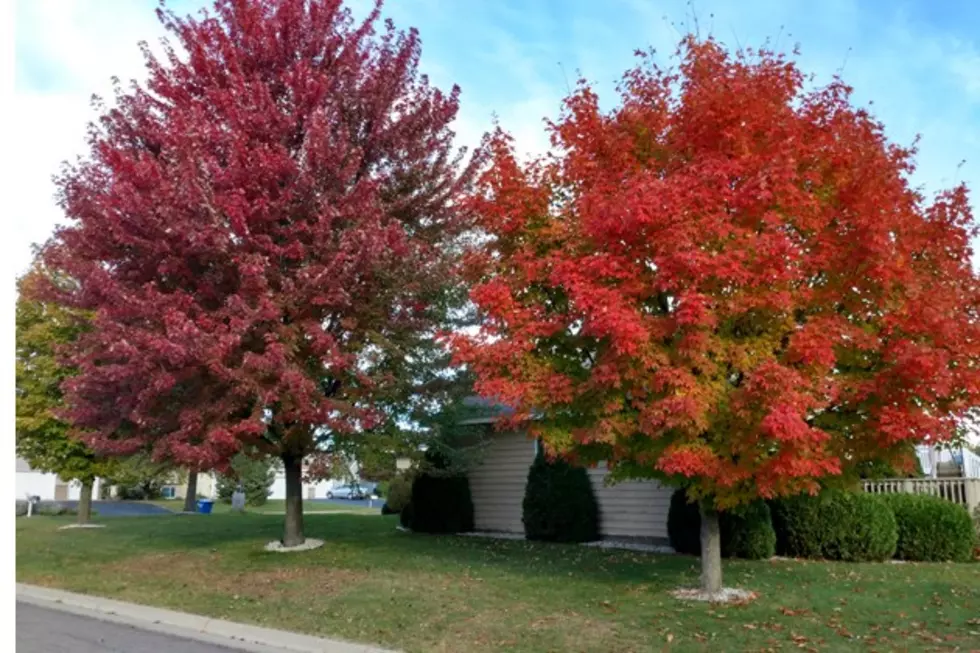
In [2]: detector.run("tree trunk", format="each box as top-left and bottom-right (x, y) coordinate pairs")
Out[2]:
(183, 470), (198, 513)
(699, 499), (723, 595)
(282, 454), (305, 547)
(77, 480), (94, 525)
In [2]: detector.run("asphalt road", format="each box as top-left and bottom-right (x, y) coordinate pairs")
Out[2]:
(17, 603), (245, 652)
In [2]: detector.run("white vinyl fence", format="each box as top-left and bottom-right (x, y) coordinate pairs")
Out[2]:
(863, 477), (980, 514)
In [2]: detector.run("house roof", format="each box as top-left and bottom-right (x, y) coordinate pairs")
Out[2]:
(457, 396), (541, 425)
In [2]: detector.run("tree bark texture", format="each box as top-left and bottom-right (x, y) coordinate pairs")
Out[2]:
(183, 470), (199, 513)
(699, 499), (723, 594)
(77, 480), (93, 524)
(282, 454), (305, 547)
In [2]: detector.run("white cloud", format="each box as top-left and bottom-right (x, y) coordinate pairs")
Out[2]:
(12, 0), (170, 276)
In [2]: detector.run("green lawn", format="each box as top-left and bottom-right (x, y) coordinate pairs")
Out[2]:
(16, 514), (980, 652)
(145, 498), (381, 515)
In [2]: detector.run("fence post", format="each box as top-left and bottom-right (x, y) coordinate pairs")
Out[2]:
(964, 479), (980, 516)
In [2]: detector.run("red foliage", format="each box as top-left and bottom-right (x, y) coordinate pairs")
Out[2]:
(40, 0), (476, 470)
(453, 38), (980, 507)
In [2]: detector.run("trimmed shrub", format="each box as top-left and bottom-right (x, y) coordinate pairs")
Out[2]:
(399, 501), (415, 528)
(722, 500), (777, 560)
(881, 494), (976, 562)
(15, 500), (27, 517)
(522, 449), (600, 543)
(770, 490), (897, 562)
(384, 473), (414, 515)
(668, 489), (776, 559)
(408, 472), (474, 534)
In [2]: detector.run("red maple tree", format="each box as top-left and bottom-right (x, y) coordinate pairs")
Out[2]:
(453, 38), (980, 592)
(41, 0), (476, 546)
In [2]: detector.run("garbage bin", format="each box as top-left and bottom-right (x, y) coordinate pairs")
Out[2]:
(196, 499), (214, 514)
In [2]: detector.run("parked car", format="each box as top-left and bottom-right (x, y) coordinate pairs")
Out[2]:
(326, 484), (366, 500)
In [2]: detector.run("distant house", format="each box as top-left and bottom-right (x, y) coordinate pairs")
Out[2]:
(459, 399), (674, 543)
(15, 457), (104, 501)
(267, 457), (355, 500)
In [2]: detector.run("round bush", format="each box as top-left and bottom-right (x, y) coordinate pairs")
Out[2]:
(770, 490), (897, 562)
(522, 450), (600, 543)
(384, 473), (414, 515)
(722, 500), (777, 560)
(408, 472), (474, 534)
(667, 489), (776, 559)
(15, 500), (28, 517)
(882, 494), (976, 562)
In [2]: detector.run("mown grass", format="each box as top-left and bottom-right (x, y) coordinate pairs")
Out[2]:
(16, 514), (980, 652)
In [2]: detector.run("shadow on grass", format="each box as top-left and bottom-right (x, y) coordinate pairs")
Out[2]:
(18, 512), (697, 589)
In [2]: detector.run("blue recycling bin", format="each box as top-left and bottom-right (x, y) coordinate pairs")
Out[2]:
(196, 499), (214, 514)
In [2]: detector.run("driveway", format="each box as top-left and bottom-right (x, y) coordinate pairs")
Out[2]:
(53, 501), (174, 517)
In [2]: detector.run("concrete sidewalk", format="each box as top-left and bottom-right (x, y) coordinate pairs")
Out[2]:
(17, 583), (397, 653)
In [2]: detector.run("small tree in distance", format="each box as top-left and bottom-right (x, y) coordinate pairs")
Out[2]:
(453, 37), (980, 596)
(40, 0), (478, 548)
(216, 452), (274, 507)
(16, 266), (116, 525)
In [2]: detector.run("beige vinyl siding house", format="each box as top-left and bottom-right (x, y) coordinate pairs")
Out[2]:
(467, 428), (674, 542)
(469, 430), (536, 533)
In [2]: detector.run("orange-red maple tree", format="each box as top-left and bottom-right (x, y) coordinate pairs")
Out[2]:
(452, 38), (980, 592)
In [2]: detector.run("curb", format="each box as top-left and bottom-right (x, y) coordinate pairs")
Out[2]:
(17, 583), (396, 653)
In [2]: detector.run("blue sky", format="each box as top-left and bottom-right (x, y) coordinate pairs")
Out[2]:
(11, 0), (980, 274)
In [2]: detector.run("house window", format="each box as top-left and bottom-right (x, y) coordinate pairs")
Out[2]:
(161, 486), (176, 499)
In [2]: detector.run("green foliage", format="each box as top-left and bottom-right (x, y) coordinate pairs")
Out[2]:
(881, 494), (976, 562)
(522, 448), (600, 543)
(105, 453), (176, 500)
(667, 489), (775, 559)
(15, 267), (116, 484)
(405, 449), (474, 533)
(216, 453), (275, 507)
(667, 490), (702, 555)
(383, 473), (414, 515)
(399, 500), (415, 528)
(857, 444), (924, 479)
(357, 447), (398, 483)
(770, 490), (897, 562)
(722, 500), (778, 560)
(16, 501), (28, 517)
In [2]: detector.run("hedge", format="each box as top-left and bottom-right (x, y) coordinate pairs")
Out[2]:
(522, 449), (600, 543)
(403, 472), (474, 534)
(770, 490), (897, 562)
(881, 494), (976, 562)
(667, 489), (776, 560)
